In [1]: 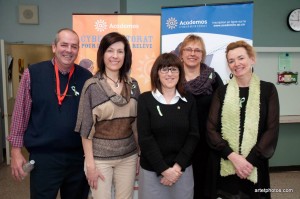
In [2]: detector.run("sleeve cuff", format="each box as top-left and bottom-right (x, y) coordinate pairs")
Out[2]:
(221, 146), (233, 159)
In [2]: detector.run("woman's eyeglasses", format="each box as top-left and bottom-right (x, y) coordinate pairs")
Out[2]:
(159, 67), (179, 74)
(183, 48), (203, 54)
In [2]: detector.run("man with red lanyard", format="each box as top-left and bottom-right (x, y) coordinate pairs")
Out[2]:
(7, 28), (92, 199)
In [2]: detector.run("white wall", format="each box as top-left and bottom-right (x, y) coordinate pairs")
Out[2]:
(1, 0), (300, 46)
(125, 0), (300, 47)
(125, 0), (245, 13)
(0, 0), (120, 44)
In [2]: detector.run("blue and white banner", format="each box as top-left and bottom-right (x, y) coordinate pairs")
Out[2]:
(161, 3), (253, 82)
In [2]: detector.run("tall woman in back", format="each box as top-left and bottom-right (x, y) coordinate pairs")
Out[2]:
(179, 34), (223, 199)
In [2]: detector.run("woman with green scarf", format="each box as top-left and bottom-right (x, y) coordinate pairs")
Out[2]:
(206, 40), (279, 199)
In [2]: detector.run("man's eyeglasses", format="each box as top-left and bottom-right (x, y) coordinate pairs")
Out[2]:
(183, 48), (203, 54)
(159, 67), (179, 74)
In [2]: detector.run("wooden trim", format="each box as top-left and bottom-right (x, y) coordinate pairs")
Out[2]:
(270, 165), (300, 172)
(280, 115), (300, 123)
(255, 47), (300, 52)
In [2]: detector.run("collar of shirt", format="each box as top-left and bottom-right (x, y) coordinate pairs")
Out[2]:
(152, 89), (187, 104)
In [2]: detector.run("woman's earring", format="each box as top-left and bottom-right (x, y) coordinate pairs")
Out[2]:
(229, 73), (233, 79)
(252, 67), (254, 73)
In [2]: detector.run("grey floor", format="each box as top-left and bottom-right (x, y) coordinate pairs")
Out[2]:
(0, 162), (299, 199)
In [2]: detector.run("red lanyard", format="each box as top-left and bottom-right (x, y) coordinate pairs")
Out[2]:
(54, 61), (75, 105)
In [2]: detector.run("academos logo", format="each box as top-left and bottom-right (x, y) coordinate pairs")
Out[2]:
(166, 17), (178, 30)
(94, 19), (107, 32)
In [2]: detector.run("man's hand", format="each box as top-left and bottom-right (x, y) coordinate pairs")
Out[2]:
(10, 147), (27, 181)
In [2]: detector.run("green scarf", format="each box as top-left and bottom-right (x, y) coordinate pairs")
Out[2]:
(220, 74), (260, 184)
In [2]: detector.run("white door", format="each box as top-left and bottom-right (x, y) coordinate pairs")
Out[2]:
(0, 40), (12, 164)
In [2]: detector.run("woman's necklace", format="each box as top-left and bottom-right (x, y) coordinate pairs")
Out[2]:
(105, 73), (120, 88)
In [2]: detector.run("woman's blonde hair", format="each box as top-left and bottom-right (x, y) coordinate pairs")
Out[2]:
(225, 40), (256, 61)
(179, 34), (207, 63)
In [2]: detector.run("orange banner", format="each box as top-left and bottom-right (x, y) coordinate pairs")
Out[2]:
(73, 14), (161, 92)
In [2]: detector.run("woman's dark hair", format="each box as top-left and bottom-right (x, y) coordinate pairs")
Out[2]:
(97, 32), (132, 81)
(150, 53), (186, 96)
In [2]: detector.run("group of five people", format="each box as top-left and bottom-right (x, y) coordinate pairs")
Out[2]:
(8, 28), (279, 199)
